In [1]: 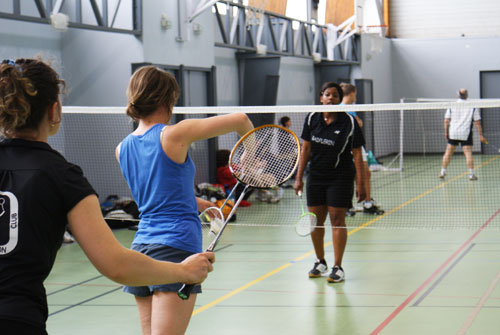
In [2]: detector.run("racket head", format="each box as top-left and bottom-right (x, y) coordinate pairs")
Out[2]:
(229, 125), (300, 188)
(199, 206), (225, 250)
(295, 213), (317, 237)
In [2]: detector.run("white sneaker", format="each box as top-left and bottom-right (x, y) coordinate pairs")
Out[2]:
(439, 171), (446, 179)
(63, 231), (75, 243)
(469, 174), (478, 181)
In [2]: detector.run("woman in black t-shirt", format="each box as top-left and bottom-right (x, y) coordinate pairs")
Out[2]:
(294, 82), (366, 284)
(0, 58), (214, 335)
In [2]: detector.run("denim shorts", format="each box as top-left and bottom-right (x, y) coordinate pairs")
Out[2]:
(122, 244), (202, 297)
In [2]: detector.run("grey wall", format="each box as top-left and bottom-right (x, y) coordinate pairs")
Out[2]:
(391, 37), (500, 100)
(0, 19), (62, 81)
(61, 29), (142, 106)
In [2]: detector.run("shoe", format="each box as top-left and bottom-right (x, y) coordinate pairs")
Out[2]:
(346, 208), (356, 217)
(240, 200), (252, 207)
(256, 190), (270, 202)
(439, 171), (446, 179)
(469, 174), (478, 181)
(363, 202), (385, 215)
(327, 265), (345, 283)
(63, 231), (75, 243)
(309, 259), (328, 278)
(268, 196), (280, 204)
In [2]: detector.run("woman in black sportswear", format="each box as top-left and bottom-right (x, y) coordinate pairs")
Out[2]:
(294, 82), (366, 284)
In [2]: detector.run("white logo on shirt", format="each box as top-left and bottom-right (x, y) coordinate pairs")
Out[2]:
(311, 135), (335, 146)
(0, 192), (19, 255)
(334, 130), (340, 134)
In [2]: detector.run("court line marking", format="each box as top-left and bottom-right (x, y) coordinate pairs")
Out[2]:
(49, 287), (121, 316)
(47, 275), (103, 296)
(370, 208), (500, 335)
(458, 267), (500, 334)
(193, 156), (499, 316)
(412, 243), (475, 307)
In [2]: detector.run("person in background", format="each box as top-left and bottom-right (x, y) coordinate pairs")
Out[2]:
(0, 58), (214, 335)
(294, 81), (366, 283)
(279, 116), (295, 189)
(116, 65), (253, 335)
(340, 83), (384, 215)
(440, 88), (486, 181)
(216, 149), (253, 207)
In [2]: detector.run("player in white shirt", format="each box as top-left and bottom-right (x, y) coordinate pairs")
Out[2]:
(440, 89), (486, 180)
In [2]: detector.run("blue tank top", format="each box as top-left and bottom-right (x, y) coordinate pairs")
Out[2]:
(119, 124), (201, 253)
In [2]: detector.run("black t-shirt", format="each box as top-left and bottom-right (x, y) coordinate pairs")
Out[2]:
(301, 112), (365, 180)
(0, 139), (96, 330)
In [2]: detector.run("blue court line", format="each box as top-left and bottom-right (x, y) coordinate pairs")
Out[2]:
(412, 243), (476, 307)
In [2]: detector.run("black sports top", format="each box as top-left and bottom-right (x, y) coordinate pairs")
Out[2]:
(301, 112), (365, 179)
(0, 139), (96, 331)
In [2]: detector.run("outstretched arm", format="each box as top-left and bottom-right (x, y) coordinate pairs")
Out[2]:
(68, 195), (214, 286)
(162, 113), (254, 164)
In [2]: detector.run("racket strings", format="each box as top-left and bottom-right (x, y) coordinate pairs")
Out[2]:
(230, 126), (299, 188)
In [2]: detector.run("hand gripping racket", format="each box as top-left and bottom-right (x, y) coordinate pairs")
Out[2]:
(295, 191), (317, 236)
(178, 124), (300, 300)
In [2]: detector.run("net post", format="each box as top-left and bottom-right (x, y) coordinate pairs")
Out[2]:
(399, 98), (405, 171)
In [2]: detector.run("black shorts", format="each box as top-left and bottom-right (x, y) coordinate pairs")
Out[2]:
(306, 175), (354, 209)
(448, 132), (473, 146)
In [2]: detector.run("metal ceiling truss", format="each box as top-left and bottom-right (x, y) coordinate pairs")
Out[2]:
(209, 0), (360, 64)
(0, 0), (141, 35)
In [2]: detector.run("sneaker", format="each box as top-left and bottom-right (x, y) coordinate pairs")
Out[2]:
(363, 203), (385, 215)
(63, 231), (75, 243)
(346, 208), (356, 217)
(469, 174), (478, 181)
(309, 259), (328, 278)
(327, 265), (345, 283)
(439, 171), (446, 179)
(256, 190), (271, 202)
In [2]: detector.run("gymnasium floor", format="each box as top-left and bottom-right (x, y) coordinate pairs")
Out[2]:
(45, 154), (500, 335)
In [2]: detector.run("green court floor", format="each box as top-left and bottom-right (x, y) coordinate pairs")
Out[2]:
(46, 154), (500, 334)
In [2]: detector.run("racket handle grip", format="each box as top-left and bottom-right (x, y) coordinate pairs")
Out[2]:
(177, 283), (194, 300)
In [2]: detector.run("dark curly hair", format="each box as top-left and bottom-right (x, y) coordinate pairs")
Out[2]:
(0, 58), (65, 137)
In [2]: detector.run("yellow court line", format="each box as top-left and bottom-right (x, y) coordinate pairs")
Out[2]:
(193, 156), (499, 316)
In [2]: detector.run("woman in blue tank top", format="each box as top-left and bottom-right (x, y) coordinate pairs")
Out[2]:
(116, 66), (254, 335)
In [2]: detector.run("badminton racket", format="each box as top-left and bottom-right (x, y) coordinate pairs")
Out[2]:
(295, 191), (317, 236)
(178, 124), (300, 300)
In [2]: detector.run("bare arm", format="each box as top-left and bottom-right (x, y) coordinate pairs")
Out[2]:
(293, 140), (311, 195)
(162, 113), (254, 164)
(444, 118), (450, 139)
(474, 120), (486, 143)
(68, 195), (214, 286)
(196, 196), (214, 212)
(353, 147), (366, 202)
(354, 115), (363, 128)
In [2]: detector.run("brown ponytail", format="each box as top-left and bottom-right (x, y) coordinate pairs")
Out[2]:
(126, 66), (179, 121)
